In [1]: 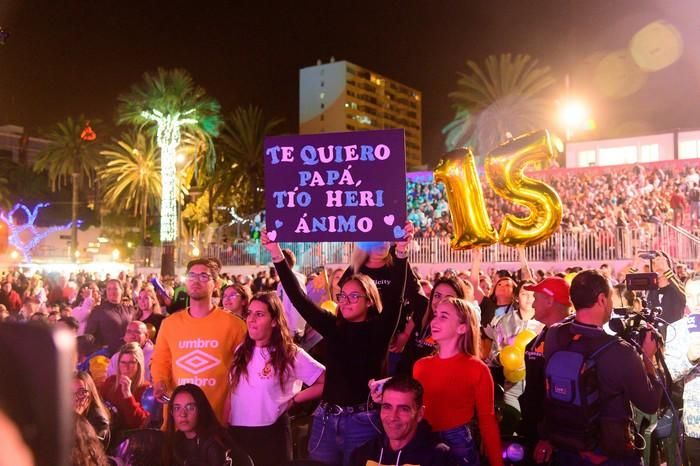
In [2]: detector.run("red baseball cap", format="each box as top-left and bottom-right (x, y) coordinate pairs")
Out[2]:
(524, 277), (572, 307)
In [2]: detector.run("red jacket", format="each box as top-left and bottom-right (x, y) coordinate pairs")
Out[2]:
(99, 376), (150, 430)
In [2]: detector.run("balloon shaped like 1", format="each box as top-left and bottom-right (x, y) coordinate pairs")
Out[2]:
(320, 300), (338, 314)
(484, 130), (563, 247)
(513, 328), (537, 350)
(499, 344), (525, 372)
(434, 148), (498, 250)
(504, 367), (526, 383)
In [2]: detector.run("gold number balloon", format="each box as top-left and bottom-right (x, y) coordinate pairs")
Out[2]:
(434, 148), (498, 250)
(484, 130), (563, 247)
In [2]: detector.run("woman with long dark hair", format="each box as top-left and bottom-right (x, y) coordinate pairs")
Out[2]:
(226, 292), (324, 466)
(221, 283), (252, 322)
(162, 384), (234, 466)
(71, 415), (109, 466)
(73, 371), (110, 446)
(262, 224), (413, 466)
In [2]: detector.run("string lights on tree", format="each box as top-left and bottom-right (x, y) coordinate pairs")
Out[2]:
(141, 108), (197, 243)
(0, 203), (76, 262)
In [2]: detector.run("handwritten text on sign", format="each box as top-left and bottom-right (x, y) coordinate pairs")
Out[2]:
(264, 129), (407, 242)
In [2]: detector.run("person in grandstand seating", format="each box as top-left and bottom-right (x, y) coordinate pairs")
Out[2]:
(413, 297), (503, 466)
(152, 258), (247, 424)
(518, 277), (572, 458)
(540, 270), (663, 465)
(162, 384), (238, 466)
(353, 376), (459, 466)
(226, 291), (325, 466)
(340, 236), (429, 376)
(85, 279), (135, 353)
(399, 275), (472, 375)
(135, 286), (165, 341)
(99, 342), (151, 431)
(0, 280), (22, 314)
(221, 283), (251, 322)
(73, 371), (111, 446)
(106, 320), (154, 381)
(262, 224), (413, 466)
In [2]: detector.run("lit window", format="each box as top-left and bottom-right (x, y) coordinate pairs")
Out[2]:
(598, 145), (637, 166)
(640, 144), (659, 162)
(680, 140), (699, 159)
(320, 92), (325, 100)
(577, 150), (596, 166)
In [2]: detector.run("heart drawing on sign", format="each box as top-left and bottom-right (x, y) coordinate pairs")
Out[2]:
(267, 230), (277, 241)
(393, 226), (405, 239)
(274, 220), (283, 229)
(383, 215), (395, 226)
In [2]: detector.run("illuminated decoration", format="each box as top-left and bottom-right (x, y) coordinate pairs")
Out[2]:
(0, 203), (75, 262)
(228, 207), (251, 226)
(80, 121), (97, 141)
(141, 108), (197, 243)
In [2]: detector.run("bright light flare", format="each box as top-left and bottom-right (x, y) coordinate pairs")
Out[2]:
(559, 100), (589, 129)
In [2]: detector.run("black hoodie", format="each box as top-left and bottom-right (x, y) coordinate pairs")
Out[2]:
(350, 421), (459, 466)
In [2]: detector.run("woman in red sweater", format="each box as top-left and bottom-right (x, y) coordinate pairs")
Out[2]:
(413, 297), (502, 466)
(99, 342), (150, 432)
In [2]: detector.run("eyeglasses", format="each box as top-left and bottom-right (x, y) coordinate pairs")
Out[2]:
(73, 389), (89, 400)
(336, 292), (367, 304)
(224, 292), (241, 299)
(173, 403), (197, 414)
(186, 272), (212, 282)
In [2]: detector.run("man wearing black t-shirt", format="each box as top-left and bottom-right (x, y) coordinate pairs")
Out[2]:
(519, 277), (572, 459)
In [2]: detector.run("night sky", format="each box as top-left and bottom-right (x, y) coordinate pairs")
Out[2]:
(2, 0), (700, 166)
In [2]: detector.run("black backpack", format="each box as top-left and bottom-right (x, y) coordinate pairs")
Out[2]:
(543, 323), (617, 451)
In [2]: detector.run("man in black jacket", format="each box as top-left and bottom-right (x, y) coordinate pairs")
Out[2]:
(85, 279), (135, 353)
(351, 377), (458, 466)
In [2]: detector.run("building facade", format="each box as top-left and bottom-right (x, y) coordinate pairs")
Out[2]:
(565, 128), (700, 167)
(299, 60), (423, 168)
(0, 125), (48, 165)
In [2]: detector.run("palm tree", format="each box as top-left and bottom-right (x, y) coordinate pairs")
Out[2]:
(446, 53), (556, 155)
(210, 106), (283, 219)
(34, 116), (100, 259)
(117, 68), (222, 275)
(99, 131), (162, 241)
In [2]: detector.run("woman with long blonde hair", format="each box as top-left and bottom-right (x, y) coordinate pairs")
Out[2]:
(98, 342), (150, 432)
(413, 297), (502, 466)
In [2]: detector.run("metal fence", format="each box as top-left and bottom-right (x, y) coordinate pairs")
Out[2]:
(133, 223), (700, 271)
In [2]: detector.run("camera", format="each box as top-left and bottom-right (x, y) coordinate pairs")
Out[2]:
(609, 270), (665, 348)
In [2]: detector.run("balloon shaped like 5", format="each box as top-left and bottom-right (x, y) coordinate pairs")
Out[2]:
(484, 130), (563, 247)
(499, 344), (525, 372)
(433, 148), (498, 250)
(434, 130), (563, 249)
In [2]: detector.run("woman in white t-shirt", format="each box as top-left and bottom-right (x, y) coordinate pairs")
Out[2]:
(225, 291), (325, 466)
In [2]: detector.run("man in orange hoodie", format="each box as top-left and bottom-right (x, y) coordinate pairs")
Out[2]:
(152, 258), (246, 423)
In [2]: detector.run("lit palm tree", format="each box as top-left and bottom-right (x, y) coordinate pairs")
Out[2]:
(210, 106), (283, 219)
(34, 116), (100, 258)
(99, 131), (162, 241)
(117, 68), (222, 275)
(447, 53), (556, 154)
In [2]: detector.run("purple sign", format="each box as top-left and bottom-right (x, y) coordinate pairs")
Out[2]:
(264, 129), (407, 242)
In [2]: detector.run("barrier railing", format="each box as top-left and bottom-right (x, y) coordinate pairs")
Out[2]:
(133, 224), (700, 271)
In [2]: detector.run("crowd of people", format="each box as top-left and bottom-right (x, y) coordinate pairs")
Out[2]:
(407, 163), (700, 239)
(2, 223), (700, 465)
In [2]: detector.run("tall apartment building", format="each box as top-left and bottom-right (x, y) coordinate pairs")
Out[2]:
(0, 125), (48, 165)
(300, 59), (422, 168)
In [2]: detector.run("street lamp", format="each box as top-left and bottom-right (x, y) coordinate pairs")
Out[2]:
(558, 99), (590, 140)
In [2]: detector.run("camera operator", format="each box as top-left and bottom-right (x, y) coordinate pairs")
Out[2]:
(665, 277), (700, 464)
(636, 251), (686, 324)
(543, 270), (664, 466)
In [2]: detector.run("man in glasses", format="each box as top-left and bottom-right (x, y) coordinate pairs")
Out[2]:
(105, 321), (154, 381)
(151, 258), (247, 424)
